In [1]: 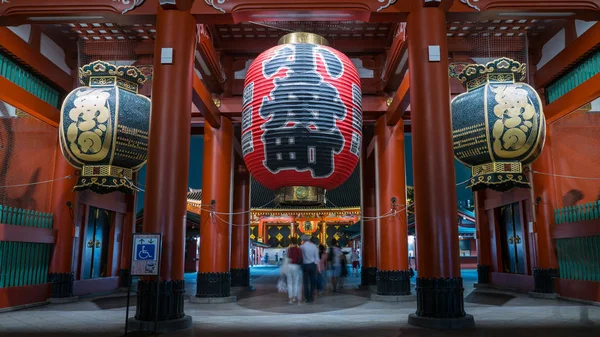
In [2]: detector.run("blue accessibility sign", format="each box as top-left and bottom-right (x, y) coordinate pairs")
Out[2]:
(131, 234), (161, 276)
(136, 244), (156, 261)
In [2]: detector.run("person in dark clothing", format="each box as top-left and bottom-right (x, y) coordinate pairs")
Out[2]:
(300, 235), (320, 303)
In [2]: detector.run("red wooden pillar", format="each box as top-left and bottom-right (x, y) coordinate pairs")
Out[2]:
(374, 115), (410, 295)
(474, 190), (491, 284)
(132, 3), (196, 329)
(407, 1), (474, 328)
(230, 157), (250, 287)
(118, 192), (137, 287)
(197, 116), (234, 298)
(48, 145), (77, 299)
(531, 129), (559, 293)
(361, 137), (377, 286)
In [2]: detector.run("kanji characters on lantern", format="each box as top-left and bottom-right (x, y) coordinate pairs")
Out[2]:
(450, 57), (545, 192)
(242, 33), (362, 204)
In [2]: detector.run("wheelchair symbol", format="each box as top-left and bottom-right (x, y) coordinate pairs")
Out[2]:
(136, 244), (155, 260)
(139, 246), (150, 259)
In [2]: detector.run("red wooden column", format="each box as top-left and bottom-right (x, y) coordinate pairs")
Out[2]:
(132, 3), (196, 330)
(531, 129), (559, 293)
(406, 0), (474, 328)
(230, 157), (250, 287)
(197, 116), (234, 298)
(361, 138), (377, 286)
(374, 115), (410, 296)
(48, 145), (77, 299)
(118, 192), (137, 287)
(474, 190), (491, 284)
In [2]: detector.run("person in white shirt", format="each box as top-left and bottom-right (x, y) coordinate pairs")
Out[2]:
(300, 235), (320, 303)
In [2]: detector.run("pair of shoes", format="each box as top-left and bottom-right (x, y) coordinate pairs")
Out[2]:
(288, 300), (294, 304)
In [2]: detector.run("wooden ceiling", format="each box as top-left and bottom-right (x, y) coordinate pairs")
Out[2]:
(43, 17), (564, 55)
(211, 21), (396, 41)
(46, 22), (156, 42)
(446, 18), (565, 39)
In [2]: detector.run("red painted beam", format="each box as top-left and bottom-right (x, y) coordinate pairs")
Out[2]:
(196, 24), (226, 94)
(0, 76), (60, 126)
(551, 219), (600, 239)
(382, 24), (408, 92)
(386, 72), (410, 126)
(192, 72), (222, 128)
(544, 72), (600, 124)
(535, 22), (600, 89)
(0, 223), (57, 244)
(0, 27), (72, 93)
(0, 283), (51, 309)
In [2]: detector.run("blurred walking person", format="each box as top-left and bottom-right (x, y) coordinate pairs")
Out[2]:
(286, 237), (303, 304)
(300, 235), (320, 303)
(351, 249), (360, 277)
(317, 244), (327, 294)
(328, 239), (343, 292)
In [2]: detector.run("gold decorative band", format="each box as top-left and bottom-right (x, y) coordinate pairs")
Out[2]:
(274, 186), (326, 206)
(472, 162), (522, 176)
(89, 76), (139, 93)
(278, 32), (329, 46)
(466, 73), (516, 91)
(82, 165), (133, 180)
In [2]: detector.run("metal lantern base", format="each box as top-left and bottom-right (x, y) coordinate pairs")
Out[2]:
(274, 186), (325, 206)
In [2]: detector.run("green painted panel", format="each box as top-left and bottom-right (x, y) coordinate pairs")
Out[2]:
(554, 202), (600, 224)
(0, 204), (55, 288)
(557, 236), (600, 282)
(0, 51), (61, 108)
(0, 242), (52, 288)
(546, 49), (600, 104)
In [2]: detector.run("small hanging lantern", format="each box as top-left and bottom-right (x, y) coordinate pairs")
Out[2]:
(59, 60), (151, 194)
(451, 57), (545, 192)
(242, 32), (362, 205)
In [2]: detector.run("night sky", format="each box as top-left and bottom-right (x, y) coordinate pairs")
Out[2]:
(136, 136), (205, 212)
(135, 134), (473, 212)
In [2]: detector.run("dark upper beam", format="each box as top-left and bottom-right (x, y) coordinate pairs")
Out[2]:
(195, 24), (226, 94)
(0, 76), (60, 126)
(0, 0), (598, 25)
(382, 24), (409, 92)
(386, 72), (410, 126)
(192, 72), (222, 129)
(544, 72), (600, 124)
(0, 27), (72, 93)
(535, 22), (600, 89)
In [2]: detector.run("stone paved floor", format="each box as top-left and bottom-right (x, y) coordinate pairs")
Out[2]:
(0, 268), (599, 337)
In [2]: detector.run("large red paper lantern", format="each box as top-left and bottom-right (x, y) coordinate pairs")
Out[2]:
(242, 33), (362, 205)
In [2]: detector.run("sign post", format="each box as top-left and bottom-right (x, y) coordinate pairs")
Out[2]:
(124, 233), (162, 335)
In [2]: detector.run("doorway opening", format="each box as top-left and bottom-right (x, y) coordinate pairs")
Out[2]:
(499, 202), (525, 274)
(82, 206), (112, 279)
